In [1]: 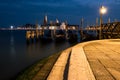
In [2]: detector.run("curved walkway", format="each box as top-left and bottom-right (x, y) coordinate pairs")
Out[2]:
(47, 39), (120, 80)
(84, 39), (120, 80)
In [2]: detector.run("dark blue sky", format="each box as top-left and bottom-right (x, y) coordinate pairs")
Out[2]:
(0, 0), (120, 27)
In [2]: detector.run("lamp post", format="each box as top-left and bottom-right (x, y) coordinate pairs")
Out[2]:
(99, 6), (107, 39)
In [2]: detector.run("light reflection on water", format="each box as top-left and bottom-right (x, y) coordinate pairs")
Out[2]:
(10, 33), (16, 57)
(0, 30), (77, 80)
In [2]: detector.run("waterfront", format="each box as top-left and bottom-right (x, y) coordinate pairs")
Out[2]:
(0, 30), (77, 80)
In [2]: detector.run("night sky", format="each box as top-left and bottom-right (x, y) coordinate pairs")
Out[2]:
(0, 0), (120, 27)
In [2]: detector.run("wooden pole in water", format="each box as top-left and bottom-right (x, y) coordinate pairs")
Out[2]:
(65, 22), (68, 40)
(26, 31), (31, 44)
(50, 21), (54, 40)
(96, 17), (98, 37)
(31, 31), (35, 42)
(35, 20), (39, 41)
(80, 18), (84, 40)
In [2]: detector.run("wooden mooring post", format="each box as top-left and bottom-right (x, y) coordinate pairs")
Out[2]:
(26, 30), (31, 44)
(26, 29), (44, 44)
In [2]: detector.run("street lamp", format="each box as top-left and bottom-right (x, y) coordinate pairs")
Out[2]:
(99, 6), (107, 39)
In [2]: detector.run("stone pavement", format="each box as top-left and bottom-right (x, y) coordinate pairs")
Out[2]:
(47, 39), (120, 80)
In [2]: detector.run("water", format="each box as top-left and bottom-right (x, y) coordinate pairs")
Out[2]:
(0, 30), (78, 80)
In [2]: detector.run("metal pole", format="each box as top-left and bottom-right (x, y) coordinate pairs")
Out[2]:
(99, 5), (107, 39)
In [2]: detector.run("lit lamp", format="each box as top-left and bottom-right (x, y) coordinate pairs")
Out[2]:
(99, 6), (107, 39)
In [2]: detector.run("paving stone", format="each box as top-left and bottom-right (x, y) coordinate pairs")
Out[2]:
(84, 39), (120, 80)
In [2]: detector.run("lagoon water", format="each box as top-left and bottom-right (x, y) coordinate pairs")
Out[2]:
(0, 30), (78, 80)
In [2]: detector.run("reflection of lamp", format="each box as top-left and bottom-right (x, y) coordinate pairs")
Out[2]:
(99, 6), (107, 39)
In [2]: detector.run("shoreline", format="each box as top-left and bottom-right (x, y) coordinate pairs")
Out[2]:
(14, 39), (96, 80)
(14, 51), (62, 80)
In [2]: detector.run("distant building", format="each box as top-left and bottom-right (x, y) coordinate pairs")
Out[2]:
(43, 15), (47, 25)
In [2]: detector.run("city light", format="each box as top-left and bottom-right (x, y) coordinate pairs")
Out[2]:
(10, 26), (14, 29)
(100, 6), (107, 15)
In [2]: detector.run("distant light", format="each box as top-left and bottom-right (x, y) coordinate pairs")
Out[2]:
(37, 24), (41, 29)
(56, 19), (59, 23)
(100, 6), (107, 14)
(72, 27), (76, 30)
(60, 22), (66, 30)
(52, 26), (55, 30)
(10, 26), (13, 29)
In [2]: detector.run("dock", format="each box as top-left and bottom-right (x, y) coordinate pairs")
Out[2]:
(46, 39), (120, 80)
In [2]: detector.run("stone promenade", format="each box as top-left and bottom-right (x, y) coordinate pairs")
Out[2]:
(47, 39), (120, 80)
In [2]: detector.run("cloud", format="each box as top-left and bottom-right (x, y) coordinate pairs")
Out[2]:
(21, 0), (77, 8)
(0, 0), (120, 27)
(73, 0), (117, 7)
(0, 0), (78, 9)
(0, 0), (119, 8)
(24, 1), (66, 7)
(0, 0), (24, 8)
